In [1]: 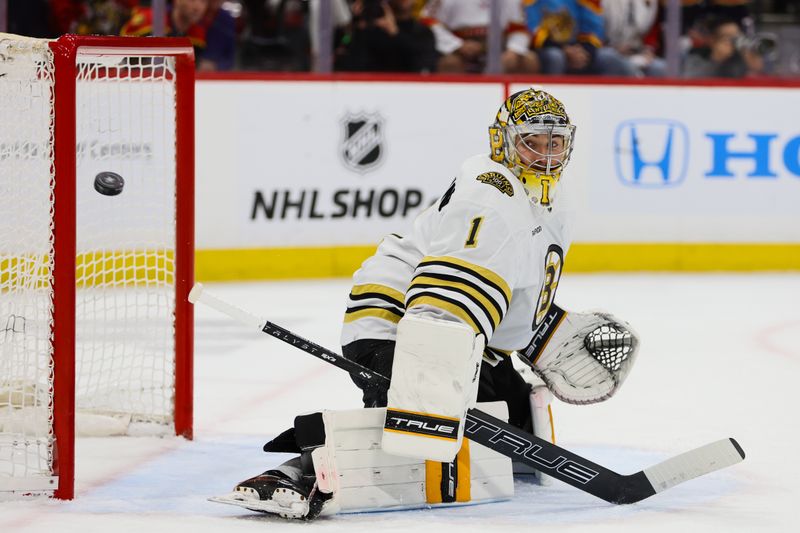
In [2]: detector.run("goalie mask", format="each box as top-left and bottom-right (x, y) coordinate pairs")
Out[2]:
(489, 89), (576, 207)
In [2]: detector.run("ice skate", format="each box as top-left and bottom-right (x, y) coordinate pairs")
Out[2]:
(210, 467), (329, 520)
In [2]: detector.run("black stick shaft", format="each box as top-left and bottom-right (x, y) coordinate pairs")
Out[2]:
(262, 321), (390, 384)
(260, 320), (650, 503)
(189, 282), (743, 506)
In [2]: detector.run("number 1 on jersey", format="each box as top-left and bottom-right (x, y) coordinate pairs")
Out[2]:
(465, 217), (484, 248)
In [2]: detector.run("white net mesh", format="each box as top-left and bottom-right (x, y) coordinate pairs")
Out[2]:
(1, 34), (181, 495)
(0, 34), (57, 492)
(74, 54), (177, 427)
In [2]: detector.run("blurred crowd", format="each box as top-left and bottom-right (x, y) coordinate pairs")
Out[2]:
(4, 0), (797, 78)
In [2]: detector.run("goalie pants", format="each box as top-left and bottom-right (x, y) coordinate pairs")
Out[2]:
(341, 339), (533, 430)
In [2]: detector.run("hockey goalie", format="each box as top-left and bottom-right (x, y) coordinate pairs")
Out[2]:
(211, 88), (640, 519)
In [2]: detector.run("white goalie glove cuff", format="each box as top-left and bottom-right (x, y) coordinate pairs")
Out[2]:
(520, 305), (640, 405)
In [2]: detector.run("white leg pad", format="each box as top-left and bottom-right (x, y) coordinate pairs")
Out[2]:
(383, 314), (484, 462)
(311, 402), (513, 515)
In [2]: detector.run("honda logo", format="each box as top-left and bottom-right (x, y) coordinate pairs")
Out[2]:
(615, 119), (689, 187)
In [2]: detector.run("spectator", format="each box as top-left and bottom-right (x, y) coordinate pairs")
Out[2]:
(420, 0), (539, 74)
(705, 0), (750, 26)
(78, 0), (138, 36)
(47, 0), (86, 36)
(121, 0), (209, 56)
(8, 0), (52, 37)
(636, 1), (774, 78)
(524, 0), (636, 76)
(682, 16), (747, 78)
(238, 0), (327, 71)
(198, 0), (237, 70)
(602, 0), (666, 77)
(336, 0), (437, 72)
(643, 0), (753, 60)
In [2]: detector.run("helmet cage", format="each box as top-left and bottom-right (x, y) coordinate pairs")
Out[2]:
(501, 122), (575, 206)
(488, 89), (576, 208)
(506, 122), (575, 175)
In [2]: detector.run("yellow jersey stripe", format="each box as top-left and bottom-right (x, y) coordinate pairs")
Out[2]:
(411, 270), (506, 317)
(350, 283), (405, 305)
(406, 294), (484, 337)
(418, 255), (512, 307)
(410, 274), (502, 330)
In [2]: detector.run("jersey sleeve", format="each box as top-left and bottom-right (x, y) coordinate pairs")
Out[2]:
(341, 233), (417, 345)
(405, 195), (522, 343)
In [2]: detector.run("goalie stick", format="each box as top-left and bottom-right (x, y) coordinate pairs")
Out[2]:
(189, 283), (745, 505)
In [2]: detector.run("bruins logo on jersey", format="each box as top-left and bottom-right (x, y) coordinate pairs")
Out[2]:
(533, 244), (564, 327)
(476, 172), (514, 197)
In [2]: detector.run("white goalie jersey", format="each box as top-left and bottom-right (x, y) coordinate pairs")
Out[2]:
(341, 153), (571, 354)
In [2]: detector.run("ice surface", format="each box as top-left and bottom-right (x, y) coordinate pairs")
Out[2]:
(1, 274), (798, 532)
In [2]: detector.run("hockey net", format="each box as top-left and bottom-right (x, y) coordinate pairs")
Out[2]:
(0, 34), (194, 499)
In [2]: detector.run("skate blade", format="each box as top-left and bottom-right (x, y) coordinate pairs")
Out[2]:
(209, 489), (310, 519)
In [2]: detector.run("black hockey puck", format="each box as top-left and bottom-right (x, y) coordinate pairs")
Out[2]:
(94, 172), (125, 196)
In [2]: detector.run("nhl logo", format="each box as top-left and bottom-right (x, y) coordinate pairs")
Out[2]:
(341, 112), (384, 173)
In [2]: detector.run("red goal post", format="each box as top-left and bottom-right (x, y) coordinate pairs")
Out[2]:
(0, 34), (194, 500)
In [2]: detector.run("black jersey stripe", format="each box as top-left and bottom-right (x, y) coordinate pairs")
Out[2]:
(406, 291), (488, 339)
(410, 271), (505, 320)
(348, 291), (405, 311)
(417, 257), (511, 309)
(345, 303), (404, 317)
(343, 305), (404, 324)
(351, 283), (405, 303)
(408, 280), (501, 332)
